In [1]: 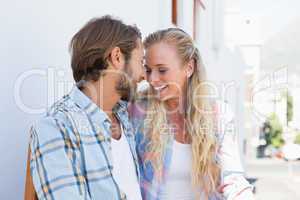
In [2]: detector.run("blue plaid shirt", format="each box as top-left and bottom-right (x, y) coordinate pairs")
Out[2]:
(29, 86), (140, 200)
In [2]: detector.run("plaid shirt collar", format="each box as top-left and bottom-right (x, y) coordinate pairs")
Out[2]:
(69, 85), (139, 175)
(68, 85), (130, 134)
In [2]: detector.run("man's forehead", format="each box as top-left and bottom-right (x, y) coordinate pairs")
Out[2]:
(136, 39), (144, 49)
(135, 40), (144, 55)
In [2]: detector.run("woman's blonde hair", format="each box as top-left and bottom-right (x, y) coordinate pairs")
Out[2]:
(142, 28), (220, 198)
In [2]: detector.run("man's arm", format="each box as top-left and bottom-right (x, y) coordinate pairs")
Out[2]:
(29, 117), (91, 200)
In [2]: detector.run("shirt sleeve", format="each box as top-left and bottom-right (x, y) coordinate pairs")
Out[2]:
(29, 116), (91, 200)
(216, 103), (255, 200)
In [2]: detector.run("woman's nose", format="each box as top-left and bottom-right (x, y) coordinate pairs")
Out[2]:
(149, 71), (160, 86)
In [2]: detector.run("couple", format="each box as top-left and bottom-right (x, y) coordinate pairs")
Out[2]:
(27, 16), (254, 200)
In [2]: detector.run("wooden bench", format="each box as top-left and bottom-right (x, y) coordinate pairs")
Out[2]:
(24, 147), (38, 200)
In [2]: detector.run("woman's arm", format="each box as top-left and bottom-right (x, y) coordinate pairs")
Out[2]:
(216, 102), (255, 200)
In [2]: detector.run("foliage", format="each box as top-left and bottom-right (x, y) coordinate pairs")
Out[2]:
(263, 113), (284, 148)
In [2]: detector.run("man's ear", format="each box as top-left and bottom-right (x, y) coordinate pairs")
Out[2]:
(186, 59), (195, 78)
(109, 47), (125, 70)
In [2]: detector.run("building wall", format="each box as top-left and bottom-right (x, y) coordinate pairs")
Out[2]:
(0, 0), (172, 199)
(0, 0), (250, 198)
(179, 0), (246, 163)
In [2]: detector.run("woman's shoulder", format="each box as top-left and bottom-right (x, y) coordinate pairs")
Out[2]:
(128, 99), (148, 120)
(128, 98), (149, 136)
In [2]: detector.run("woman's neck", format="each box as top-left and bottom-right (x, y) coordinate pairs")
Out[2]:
(165, 96), (192, 144)
(164, 95), (187, 114)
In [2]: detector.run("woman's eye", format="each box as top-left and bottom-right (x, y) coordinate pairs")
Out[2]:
(159, 69), (167, 73)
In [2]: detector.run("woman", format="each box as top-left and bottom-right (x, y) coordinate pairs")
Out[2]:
(131, 28), (254, 200)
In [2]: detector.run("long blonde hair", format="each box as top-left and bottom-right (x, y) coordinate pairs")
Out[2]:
(142, 28), (220, 197)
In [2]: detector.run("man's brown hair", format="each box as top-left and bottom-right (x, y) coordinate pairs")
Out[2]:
(69, 15), (141, 82)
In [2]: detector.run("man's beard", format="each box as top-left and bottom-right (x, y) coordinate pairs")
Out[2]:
(115, 63), (136, 102)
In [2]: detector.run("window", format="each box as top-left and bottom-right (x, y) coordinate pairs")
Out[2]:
(172, 0), (178, 26)
(193, 0), (205, 40)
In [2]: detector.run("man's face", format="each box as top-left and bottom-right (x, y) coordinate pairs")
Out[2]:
(116, 39), (145, 101)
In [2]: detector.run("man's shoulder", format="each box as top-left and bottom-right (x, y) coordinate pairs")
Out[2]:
(30, 95), (85, 141)
(47, 94), (82, 116)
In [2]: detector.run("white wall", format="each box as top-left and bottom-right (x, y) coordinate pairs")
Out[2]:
(177, 0), (194, 36)
(0, 0), (171, 199)
(194, 0), (248, 164)
(1, 0), (251, 198)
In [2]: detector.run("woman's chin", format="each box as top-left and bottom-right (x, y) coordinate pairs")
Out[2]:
(158, 94), (176, 102)
(154, 89), (177, 102)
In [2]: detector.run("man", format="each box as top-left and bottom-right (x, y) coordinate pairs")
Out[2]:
(28, 15), (145, 200)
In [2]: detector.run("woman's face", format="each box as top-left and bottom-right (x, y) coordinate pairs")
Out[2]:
(145, 42), (190, 102)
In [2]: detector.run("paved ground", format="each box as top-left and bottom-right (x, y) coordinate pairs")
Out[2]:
(246, 158), (300, 200)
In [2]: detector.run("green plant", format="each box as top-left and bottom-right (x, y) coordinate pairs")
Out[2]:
(281, 90), (293, 125)
(294, 132), (300, 144)
(287, 92), (293, 124)
(264, 113), (284, 148)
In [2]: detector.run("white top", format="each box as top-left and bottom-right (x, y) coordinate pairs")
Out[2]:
(111, 124), (142, 200)
(159, 140), (197, 200)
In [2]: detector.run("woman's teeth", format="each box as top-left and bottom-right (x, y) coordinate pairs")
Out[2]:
(154, 85), (167, 91)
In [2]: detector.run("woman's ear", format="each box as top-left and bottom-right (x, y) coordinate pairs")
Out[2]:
(186, 59), (195, 78)
(109, 47), (125, 70)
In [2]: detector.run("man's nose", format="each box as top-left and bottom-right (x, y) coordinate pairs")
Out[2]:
(138, 68), (146, 82)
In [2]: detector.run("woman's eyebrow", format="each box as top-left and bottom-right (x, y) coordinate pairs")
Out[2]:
(155, 64), (166, 67)
(144, 63), (166, 69)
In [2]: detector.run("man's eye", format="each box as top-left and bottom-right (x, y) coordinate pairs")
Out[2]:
(144, 67), (151, 73)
